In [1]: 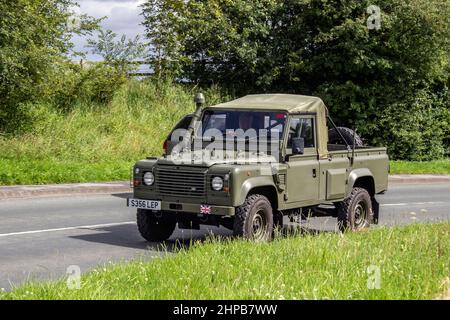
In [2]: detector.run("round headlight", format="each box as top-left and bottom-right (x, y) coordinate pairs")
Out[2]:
(211, 176), (224, 191)
(143, 172), (155, 186)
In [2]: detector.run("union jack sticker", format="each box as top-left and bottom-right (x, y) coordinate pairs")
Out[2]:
(200, 205), (211, 214)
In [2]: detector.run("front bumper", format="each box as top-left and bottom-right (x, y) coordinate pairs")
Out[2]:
(127, 198), (235, 216)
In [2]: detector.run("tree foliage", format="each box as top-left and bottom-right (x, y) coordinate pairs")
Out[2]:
(86, 29), (146, 73)
(142, 0), (449, 160)
(0, 0), (99, 132)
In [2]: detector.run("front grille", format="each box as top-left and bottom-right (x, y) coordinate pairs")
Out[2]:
(156, 166), (206, 198)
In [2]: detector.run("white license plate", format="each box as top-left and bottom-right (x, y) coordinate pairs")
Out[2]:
(127, 198), (161, 211)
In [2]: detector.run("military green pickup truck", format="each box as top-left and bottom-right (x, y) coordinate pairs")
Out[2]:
(128, 94), (389, 241)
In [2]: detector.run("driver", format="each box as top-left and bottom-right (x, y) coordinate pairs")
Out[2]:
(238, 113), (254, 131)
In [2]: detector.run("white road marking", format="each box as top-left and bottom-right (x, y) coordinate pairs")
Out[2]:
(0, 221), (136, 238)
(381, 201), (446, 207)
(0, 201), (447, 238)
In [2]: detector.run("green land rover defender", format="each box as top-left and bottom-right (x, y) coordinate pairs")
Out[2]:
(127, 94), (389, 241)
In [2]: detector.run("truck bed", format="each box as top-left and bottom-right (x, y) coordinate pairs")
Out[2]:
(327, 144), (389, 194)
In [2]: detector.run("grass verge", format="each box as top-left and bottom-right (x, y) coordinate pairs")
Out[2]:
(390, 159), (450, 174)
(0, 159), (131, 185)
(2, 222), (449, 300)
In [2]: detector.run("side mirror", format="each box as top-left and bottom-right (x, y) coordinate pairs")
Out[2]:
(292, 137), (304, 155)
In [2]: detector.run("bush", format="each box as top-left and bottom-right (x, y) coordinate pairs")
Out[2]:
(369, 89), (449, 161)
(46, 62), (127, 111)
(321, 84), (449, 161)
(81, 64), (128, 104)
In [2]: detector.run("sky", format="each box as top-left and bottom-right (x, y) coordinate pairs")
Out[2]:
(72, 0), (146, 61)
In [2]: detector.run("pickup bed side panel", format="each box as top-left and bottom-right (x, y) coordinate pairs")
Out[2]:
(348, 151), (389, 195)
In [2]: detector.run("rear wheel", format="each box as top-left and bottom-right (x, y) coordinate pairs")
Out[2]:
(336, 188), (372, 231)
(233, 194), (274, 241)
(137, 209), (176, 242)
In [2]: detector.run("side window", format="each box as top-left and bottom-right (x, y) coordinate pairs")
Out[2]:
(287, 117), (315, 149)
(203, 113), (226, 136)
(168, 115), (192, 141)
(174, 115), (193, 131)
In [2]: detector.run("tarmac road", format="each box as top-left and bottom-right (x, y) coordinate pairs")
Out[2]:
(0, 183), (449, 291)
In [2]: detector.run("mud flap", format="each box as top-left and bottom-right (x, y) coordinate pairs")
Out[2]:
(372, 197), (380, 224)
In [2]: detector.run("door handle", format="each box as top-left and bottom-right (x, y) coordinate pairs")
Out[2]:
(312, 168), (317, 178)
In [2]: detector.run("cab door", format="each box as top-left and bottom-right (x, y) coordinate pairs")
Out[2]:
(284, 115), (320, 206)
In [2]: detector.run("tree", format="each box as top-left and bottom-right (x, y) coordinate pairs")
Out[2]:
(86, 29), (146, 73)
(142, 0), (279, 83)
(141, 0), (186, 78)
(0, 0), (99, 132)
(276, 0), (449, 160)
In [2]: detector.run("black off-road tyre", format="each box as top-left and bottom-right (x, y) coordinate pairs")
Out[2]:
(137, 209), (176, 242)
(336, 188), (372, 232)
(233, 194), (274, 241)
(328, 127), (364, 146)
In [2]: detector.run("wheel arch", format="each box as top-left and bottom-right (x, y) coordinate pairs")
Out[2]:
(237, 177), (279, 210)
(347, 168), (375, 197)
(247, 186), (279, 212)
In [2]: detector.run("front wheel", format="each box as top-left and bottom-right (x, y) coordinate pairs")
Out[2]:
(336, 188), (372, 232)
(233, 194), (274, 241)
(137, 209), (176, 242)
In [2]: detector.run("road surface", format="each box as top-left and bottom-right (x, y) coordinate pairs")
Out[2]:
(1, 183), (449, 291)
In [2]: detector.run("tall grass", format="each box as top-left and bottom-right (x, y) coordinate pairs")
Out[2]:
(2, 222), (449, 300)
(0, 80), (228, 184)
(390, 159), (450, 174)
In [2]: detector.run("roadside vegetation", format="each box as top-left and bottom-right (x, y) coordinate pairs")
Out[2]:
(390, 160), (450, 175)
(0, 78), (446, 185)
(0, 0), (448, 185)
(0, 78), (447, 185)
(0, 81), (227, 185)
(2, 222), (449, 300)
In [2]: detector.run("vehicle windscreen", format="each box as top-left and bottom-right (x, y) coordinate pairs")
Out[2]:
(198, 110), (287, 141)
